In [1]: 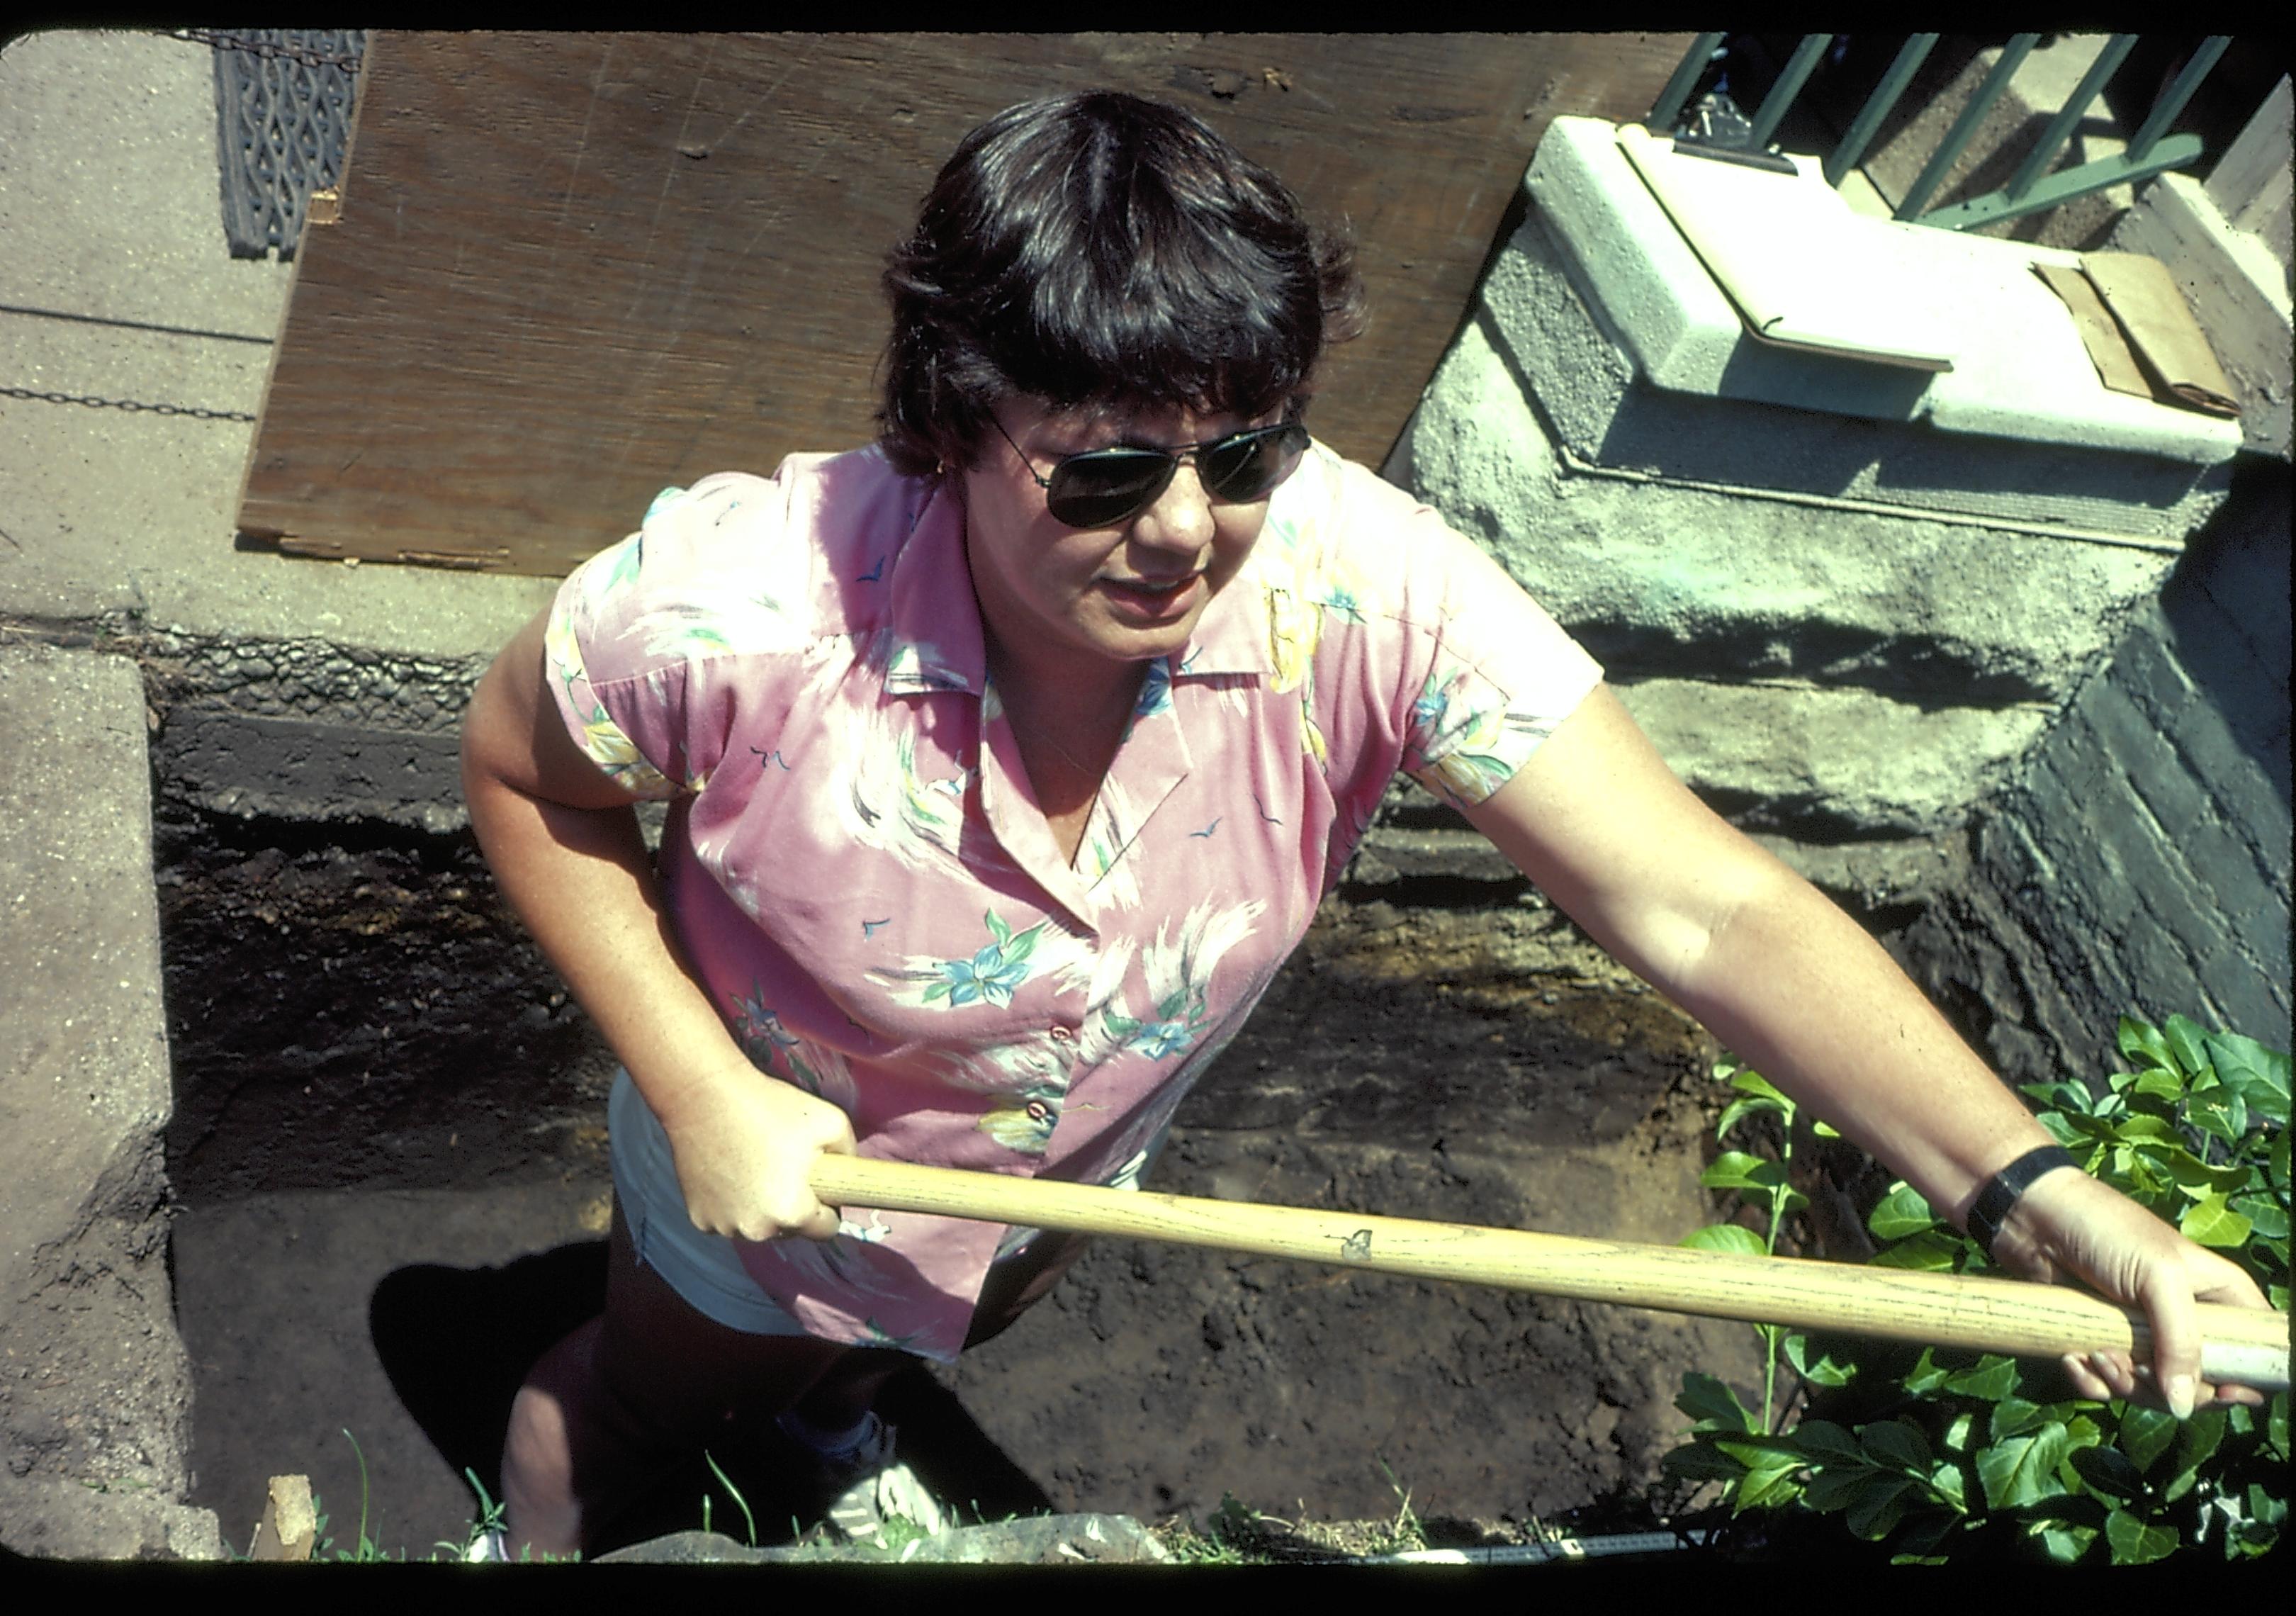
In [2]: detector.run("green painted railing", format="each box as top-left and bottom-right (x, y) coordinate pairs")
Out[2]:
(1646, 33), (2234, 231)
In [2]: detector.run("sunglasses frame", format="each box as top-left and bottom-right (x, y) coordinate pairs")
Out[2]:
(989, 413), (1309, 529)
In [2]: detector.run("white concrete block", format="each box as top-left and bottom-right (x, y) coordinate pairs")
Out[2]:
(1480, 196), (2229, 539)
(1526, 117), (2241, 469)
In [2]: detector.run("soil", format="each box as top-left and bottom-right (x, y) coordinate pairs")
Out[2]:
(155, 804), (1768, 1559)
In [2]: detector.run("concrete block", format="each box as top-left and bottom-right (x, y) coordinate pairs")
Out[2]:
(2209, 74), (2292, 283)
(1512, 118), (2239, 532)
(1413, 311), (2180, 703)
(0, 643), (215, 1556)
(2104, 611), (2197, 731)
(1611, 676), (2049, 837)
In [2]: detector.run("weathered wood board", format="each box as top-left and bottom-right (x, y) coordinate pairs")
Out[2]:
(237, 32), (1691, 576)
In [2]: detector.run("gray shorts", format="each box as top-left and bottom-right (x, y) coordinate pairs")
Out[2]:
(607, 1069), (1044, 1337)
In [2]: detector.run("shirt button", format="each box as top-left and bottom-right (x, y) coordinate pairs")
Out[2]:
(1049, 1025), (1074, 1043)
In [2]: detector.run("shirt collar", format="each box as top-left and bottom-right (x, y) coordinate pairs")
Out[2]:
(882, 473), (986, 695)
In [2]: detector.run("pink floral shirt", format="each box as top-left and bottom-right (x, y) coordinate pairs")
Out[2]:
(547, 439), (1603, 1361)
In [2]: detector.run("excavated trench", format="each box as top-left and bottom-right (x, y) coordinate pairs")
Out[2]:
(155, 794), (1785, 1558)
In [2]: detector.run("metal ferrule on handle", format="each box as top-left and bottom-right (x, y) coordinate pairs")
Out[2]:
(809, 1155), (2290, 1390)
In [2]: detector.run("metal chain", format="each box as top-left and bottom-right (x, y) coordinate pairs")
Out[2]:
(0, 385), (257, 424)
(166, 28), (366, 72)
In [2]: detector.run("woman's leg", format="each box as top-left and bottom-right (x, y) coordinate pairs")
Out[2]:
(500, 1197), (850, 1559)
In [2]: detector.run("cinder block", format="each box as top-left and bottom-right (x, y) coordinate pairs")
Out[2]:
(2103, 619), (2197, 733)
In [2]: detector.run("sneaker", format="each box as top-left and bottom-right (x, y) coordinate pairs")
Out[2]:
(783, 1410), (949, 1542)
(463, 1526), (508, 1563)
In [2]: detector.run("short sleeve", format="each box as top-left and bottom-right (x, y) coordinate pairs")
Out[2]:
(544, 475), (801, 801)
(1397, 519), (1604, 809)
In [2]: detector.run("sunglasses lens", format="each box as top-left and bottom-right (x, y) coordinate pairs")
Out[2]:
(1045, 451), (1173, 528)
(1200, 424), (1307, 502)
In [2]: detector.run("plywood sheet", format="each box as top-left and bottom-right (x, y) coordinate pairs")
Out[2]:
(237, 31), (1692, 576)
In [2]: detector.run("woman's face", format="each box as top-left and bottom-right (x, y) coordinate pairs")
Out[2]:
(960, 398), (1277, 681)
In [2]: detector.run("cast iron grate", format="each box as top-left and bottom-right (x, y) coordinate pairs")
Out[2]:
(208, 30), (367, 260)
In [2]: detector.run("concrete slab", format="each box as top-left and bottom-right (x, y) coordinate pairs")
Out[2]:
(1509, 118), (2236, 540)
(0, 641), (220, 1559)
(0, 28), (556, 658)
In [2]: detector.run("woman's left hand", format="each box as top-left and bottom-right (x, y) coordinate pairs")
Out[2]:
(1988, 1165), (2274, 1414)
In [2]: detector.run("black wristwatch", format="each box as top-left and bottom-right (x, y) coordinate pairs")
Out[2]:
(1965, 1145), (2078, 1260)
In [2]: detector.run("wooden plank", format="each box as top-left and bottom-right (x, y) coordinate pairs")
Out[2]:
(238, 31), (1691, 576)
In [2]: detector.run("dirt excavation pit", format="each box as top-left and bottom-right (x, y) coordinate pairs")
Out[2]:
(156, 801), (1767, 1558)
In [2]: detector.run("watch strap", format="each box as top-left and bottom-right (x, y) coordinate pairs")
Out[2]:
(1966, 1144), (2078, 1259)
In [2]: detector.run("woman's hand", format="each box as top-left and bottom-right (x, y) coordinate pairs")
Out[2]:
(656, 1057), (857, 1243)
(1989, 1166), (2274, 1414)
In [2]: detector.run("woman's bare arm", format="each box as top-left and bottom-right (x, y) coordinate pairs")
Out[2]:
(1461, 684), (2271, 1413)
(458, 605), (852, 1240)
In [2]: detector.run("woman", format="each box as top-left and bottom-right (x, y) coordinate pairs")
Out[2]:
(461, 91), (2268, 1559)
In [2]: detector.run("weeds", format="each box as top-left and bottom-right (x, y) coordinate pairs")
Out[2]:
(1664, 1016), (2290, 1565)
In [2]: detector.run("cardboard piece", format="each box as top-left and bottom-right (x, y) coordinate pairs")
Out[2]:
(2032, 264), (2155, 399)
(2080, 251), (2243, 417)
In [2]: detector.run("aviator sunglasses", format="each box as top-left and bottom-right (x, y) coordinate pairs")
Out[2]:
(991, 413), (1310, 529)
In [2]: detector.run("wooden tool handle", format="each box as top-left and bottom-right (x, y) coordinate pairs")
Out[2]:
(810, 1154), (2290, 1388)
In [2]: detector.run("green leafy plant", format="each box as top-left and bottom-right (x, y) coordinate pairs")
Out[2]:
(1663, 1016), (2290, 1564)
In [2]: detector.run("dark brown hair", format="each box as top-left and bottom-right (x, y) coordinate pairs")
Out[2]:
(877, 91), (1363, 476)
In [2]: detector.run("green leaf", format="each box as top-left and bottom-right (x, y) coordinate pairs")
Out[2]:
(2132, 1068), (2185, 1104)
(1800, 1466), (1872, 1513)
(1679, 1223), (1768, 1256)
(2204, 1031), (2291, 1126)
(2230, 1194), (2288, 1240)
(1942, 1355), (2020, 1403)
(2036, 1522), (2099, 1564)
(2161, 1408), (2229, 1503)
(1990, 1395), (2051, 1442)
(1813, 1119), (1841, 1138)
(1714, 1096), (1781, 1139)
(982, 908), (1011, 946)
(2119, 1016), (2177, 1070)
(2179, 1191), (2253, 1247)
(1867, 1183), (1940, 1241)
(2117, 1405), (2178, 1474)
(1869, 1230), (1971, 1272)
(1862, 1418), (1932, 1474)
(1942, 1411), (1976, 1454)
(2103, 1508), (2178, 1566)
(2161, 1148), (2254, 1199)
(2245, 1481), (2287, 1529)
(2163, 1014), (2212, 1078)
(1844, 1475), (1915, 1541)
(2186, 1089), (2249, 1148)
(1901, 1347), (1952, 1396)
(1675, 1372), (1756, 1434)
(1782, 1333), (1857, 1388)
(1701, 1150), (1786, 1191)
(2068, 1444), (2145, 1501)
(1977, 1426), (2072, 1510)
(1729, 1068), (1791, 1104)
(1787, 1419), (1866, 1466)
(1732, 1461), (1804, 1513)
(1660, 1442), (1748, 1484)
